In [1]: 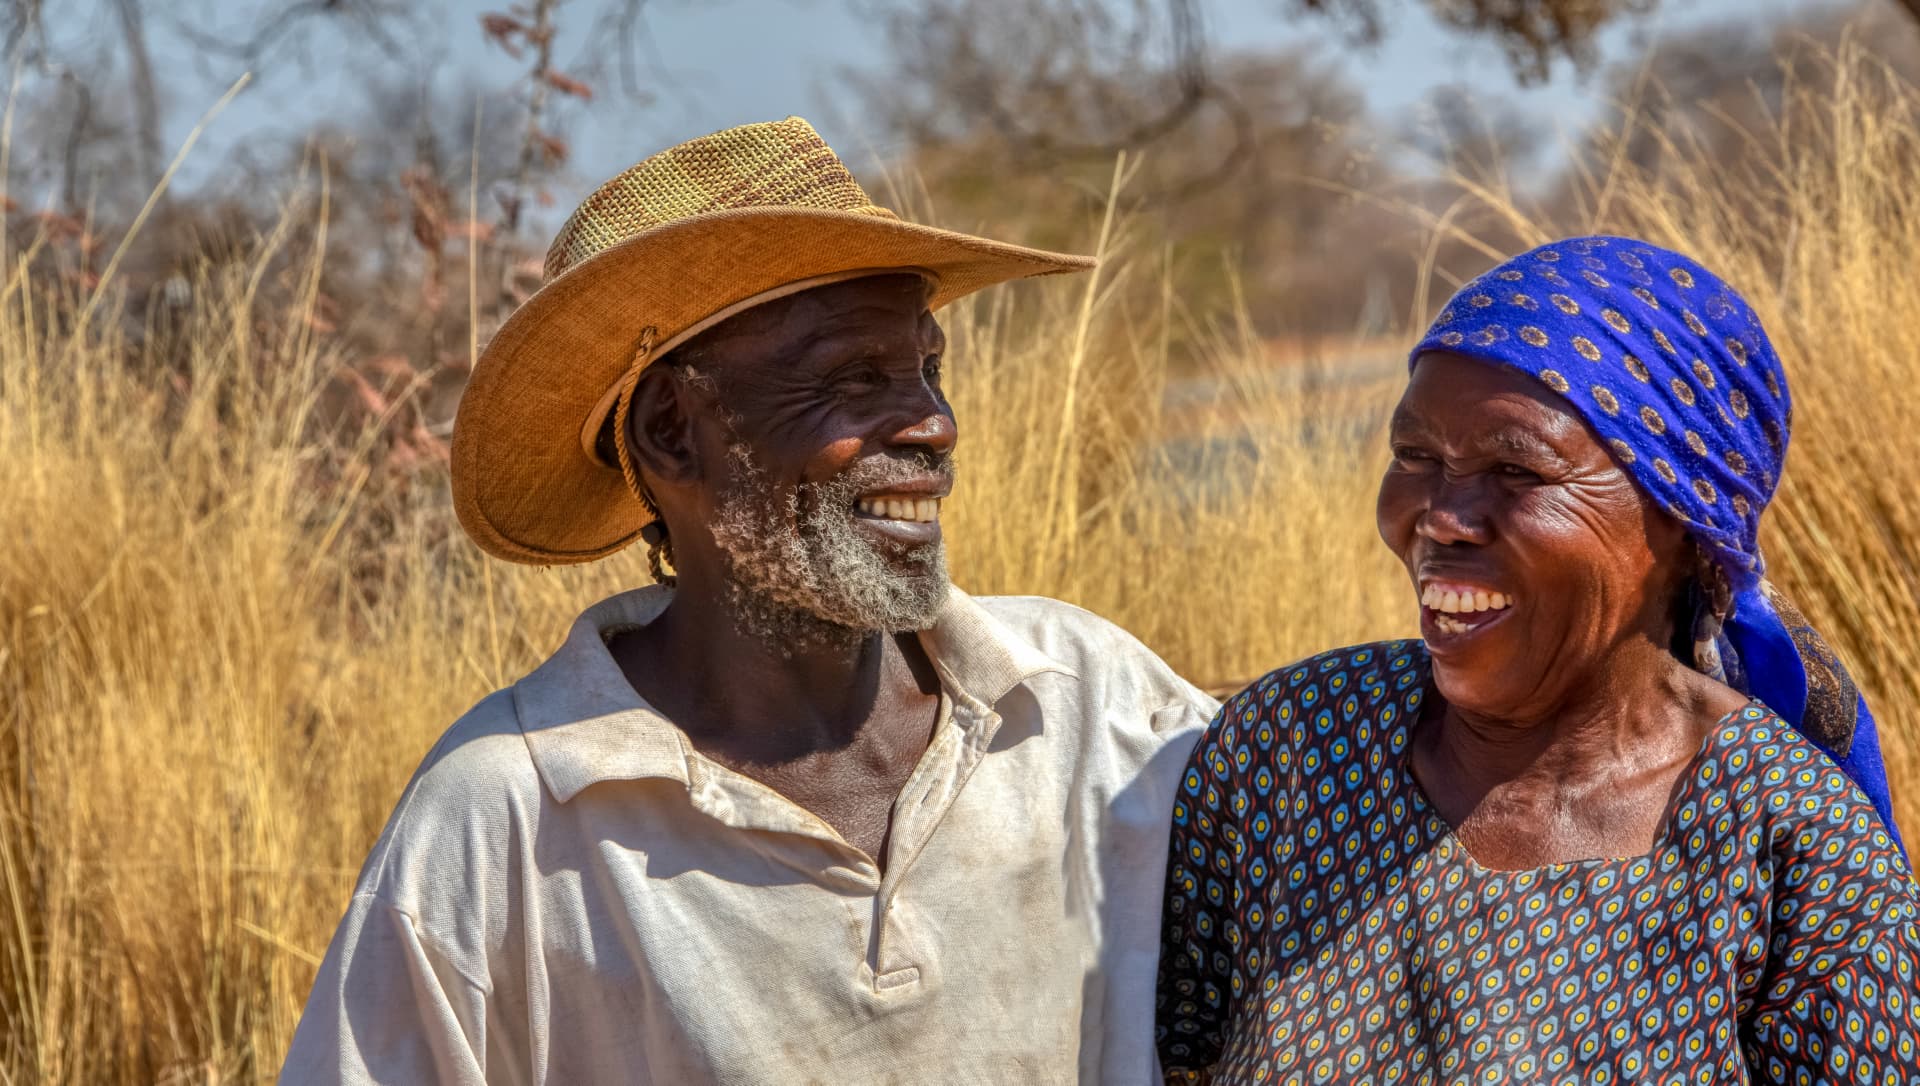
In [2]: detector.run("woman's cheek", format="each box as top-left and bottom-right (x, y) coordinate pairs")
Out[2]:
(1375, 472), (1421, 554)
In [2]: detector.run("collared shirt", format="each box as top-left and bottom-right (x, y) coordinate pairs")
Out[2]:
(282, 585), (1215, 1085)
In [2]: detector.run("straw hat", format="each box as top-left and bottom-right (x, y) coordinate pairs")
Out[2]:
(451, 116), (1096, 565)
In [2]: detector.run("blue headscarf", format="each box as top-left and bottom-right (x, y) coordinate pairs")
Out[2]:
(1411, 235), (1903, 851)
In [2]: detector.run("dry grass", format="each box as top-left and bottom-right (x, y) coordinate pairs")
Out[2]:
(3, 46), (1920, 1084)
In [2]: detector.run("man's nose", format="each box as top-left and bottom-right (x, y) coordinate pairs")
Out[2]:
(888, 388), (957, 457)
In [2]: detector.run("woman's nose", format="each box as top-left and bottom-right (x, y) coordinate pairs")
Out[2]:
(1417, 481), (1492, 546)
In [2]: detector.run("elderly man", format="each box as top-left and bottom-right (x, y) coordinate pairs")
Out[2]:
(283, 118), (1216, 1084)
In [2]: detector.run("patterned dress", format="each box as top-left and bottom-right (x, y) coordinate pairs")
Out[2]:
(1157, 642), (1920, 1085)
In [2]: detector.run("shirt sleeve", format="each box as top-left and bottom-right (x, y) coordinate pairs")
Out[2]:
(1156, 693), (1258, 1076)
(1740, 805), (1920, 1084)
(280, 892), (490, 1086)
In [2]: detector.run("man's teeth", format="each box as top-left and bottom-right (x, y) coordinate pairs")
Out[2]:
(1419, 585), (1514, 614)
(856, 497), (942, 523)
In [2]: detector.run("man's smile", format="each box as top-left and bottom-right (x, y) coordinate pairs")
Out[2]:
(852, 489), (947, 546)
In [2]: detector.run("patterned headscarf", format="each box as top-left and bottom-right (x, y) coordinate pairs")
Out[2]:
(1411, 235), (1902, 850)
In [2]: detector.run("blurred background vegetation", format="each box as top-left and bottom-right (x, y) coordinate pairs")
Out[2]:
(7, 0), (1920, 1080)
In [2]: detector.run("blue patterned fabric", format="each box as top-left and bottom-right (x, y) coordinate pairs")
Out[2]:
(1410, 236), (1901, 851)
(1156, 644), (1920, 1082)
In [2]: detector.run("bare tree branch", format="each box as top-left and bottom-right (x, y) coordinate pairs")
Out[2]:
(165, 0), (410, 67)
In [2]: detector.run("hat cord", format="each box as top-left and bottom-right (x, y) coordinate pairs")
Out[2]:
(611, 325), (676, 586)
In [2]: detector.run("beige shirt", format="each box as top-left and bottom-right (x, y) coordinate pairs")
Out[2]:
(282, 586), (1215, 1085)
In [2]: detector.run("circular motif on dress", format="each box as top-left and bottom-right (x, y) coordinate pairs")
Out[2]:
(1640, 405), (1667, 435)
(1551, 293), (1580, 315)
(1520, 326), (1550, 347)
(1539, 369), (1569, 393)
(1572, 336), (1602, 361)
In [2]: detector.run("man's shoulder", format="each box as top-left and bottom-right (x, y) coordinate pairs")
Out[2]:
(966, 594), (1217, 717)
(356, 688), (544, 898)
(971, 594), (1161, 667)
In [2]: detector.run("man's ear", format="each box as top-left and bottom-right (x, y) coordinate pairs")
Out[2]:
(623, 366), (701, 490)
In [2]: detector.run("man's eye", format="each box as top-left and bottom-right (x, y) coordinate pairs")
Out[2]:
(834, 364), (886, 389)
(1392, 446), (1435, 466)
(922, 354), (943, 383)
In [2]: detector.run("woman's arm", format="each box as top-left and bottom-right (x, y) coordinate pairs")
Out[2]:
(1740, 785), (1920, 1083)
(1157, 684), (1277, 1078)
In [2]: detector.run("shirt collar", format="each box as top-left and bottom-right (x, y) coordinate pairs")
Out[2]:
(515, 584), (1075, 804)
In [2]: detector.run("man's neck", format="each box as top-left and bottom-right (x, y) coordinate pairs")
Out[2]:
(610, 574), (940, 767)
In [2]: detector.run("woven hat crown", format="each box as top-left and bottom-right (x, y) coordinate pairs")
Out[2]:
(543, 117), (897, 279)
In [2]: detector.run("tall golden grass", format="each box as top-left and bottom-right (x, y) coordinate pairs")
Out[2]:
(2, 44), (1918, 1083)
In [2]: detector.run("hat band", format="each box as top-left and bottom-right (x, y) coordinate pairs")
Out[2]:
(578, 265), (940, 466)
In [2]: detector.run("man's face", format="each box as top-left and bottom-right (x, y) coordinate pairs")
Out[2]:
(667, 274), (957, 645)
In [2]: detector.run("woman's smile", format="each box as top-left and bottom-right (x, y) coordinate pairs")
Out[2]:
(1417, 580), (1515, 641)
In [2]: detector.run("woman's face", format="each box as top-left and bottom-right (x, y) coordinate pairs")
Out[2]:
(1376, 353), (1692, 718)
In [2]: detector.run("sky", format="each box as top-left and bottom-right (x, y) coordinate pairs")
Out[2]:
(37, 0), (1842, 207)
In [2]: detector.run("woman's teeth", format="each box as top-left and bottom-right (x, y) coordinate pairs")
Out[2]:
(856, 497), (942, 523)
(1419, 585), (1513, 614)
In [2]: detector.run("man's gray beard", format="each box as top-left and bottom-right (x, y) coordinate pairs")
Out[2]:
(706, 444), (952, 655)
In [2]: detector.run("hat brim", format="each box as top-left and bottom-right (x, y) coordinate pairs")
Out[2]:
(451, 206), (1095, 565)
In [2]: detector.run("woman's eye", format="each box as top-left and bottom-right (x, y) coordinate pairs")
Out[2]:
(1497, 462), (1541, 480)
(922, 354), (942, 384)
(1392, 446), (1435, 467)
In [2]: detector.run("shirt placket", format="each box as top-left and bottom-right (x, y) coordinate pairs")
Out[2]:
(863, 693), (1002, 991)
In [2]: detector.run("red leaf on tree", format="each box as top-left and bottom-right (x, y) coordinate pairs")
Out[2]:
(480, 13), (525, 57)
(533, 131), (569, 165)
(541, 70), (594, 100)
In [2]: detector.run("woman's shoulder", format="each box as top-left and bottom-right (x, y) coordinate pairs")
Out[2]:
(1217, 639), (1430, 722)
(1714, 705), (1912, 872)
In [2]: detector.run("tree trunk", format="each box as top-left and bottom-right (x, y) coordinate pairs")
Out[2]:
(112, 0), (165, 191)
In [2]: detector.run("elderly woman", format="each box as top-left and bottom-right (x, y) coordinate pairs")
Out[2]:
(1157, 237), (1920, 1084)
